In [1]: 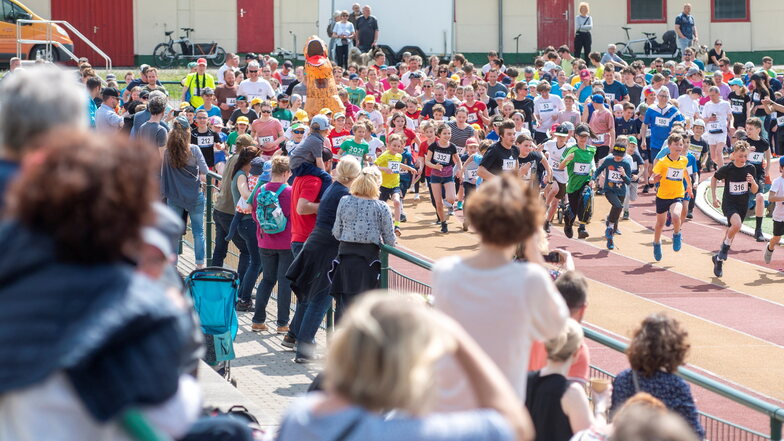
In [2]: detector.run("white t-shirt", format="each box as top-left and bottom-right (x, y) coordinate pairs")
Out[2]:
(236, 78), (275, 101)
(676, 95), (699, 119)
(533, 95), (565, 133)
(701, 100), (732, 132)
(543, 139), (570, 183)
(771, 176), (784, 222)
(432, 256), (569, 411)
(216, 63), (230, 85)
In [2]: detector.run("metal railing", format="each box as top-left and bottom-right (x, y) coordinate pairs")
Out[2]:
(16, 19), (112, 70)
(377, 244), (784, 441)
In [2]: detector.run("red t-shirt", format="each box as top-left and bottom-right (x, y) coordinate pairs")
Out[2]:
(388, 128), (417, 147)
(418, 138), (435, 177)
(461, 101), (487, 127)
(291, 175), (321, 243)
(528, 341), (590, 383)
(328, 128), (352, 156)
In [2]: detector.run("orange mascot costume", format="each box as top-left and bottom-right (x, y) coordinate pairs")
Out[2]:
(303, 36), (345, 117)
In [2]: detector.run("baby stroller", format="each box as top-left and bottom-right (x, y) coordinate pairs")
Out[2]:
(186, 267), (240, 383)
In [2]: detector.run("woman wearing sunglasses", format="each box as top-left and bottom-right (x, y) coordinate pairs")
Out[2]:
(251, 101), (286, 160)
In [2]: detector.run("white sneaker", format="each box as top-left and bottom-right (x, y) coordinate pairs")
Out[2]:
(764, 246), (774, 264)
(413, 193), (420, 200)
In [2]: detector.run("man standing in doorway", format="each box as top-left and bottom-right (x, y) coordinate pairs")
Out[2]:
(675, 3), (698, 55)
(355, 5), (378, 52)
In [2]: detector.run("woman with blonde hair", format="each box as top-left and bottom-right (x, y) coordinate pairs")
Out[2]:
(276, 292), (535, 441)
(574, 2), (593, 63)
(286, 156), (363, 363)
(329, 167), (395, 321)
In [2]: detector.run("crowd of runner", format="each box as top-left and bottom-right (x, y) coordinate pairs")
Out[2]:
(0, 4), (782, 439)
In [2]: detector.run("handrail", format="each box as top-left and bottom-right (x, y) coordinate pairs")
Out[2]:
(16, 19), (112, 70)
(379, 245), (784, 441)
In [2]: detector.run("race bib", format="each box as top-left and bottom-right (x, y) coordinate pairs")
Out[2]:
(280, 120), (291, 130)
(630, 162), (639, 173)
(389, 161), (401, 173)
(467, 112), (478, 123)
(389, 99), (399, 106)
(539, 102), (554, 112)
(605, 93), (615, 103)
(655, 117), (669, 127)
(707, 121), (721, 132)
(549, 157), (561, 170)
(521, 163), (533, 180)
(258, 135), (274, 144)
(197, 136), (213, 146)
(333, 136), (349, 148)
(666, 167), (684, 181)
(731, 104), (742, 113)
(226, 97), (237, 106)
(502, 158), (517, 171)
(748, 151), (764, 164)
(574, 162), (591, 176)
(608, 169), (623, 183)
(687, 165), (694, 175)
(777, 115), (784, 126)
(689, 143), (703, 156)
(433, 152), (451, 164)
(467, 169), (479, 180)
(592, 133), (605, 144)
(729, 181), (748, 195)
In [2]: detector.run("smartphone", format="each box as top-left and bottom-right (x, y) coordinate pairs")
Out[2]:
(543, 251), (561, 264)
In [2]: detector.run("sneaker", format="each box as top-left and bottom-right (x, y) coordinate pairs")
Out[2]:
(276, 325), (289, 334)
(294, 354), (323, 364)
(578, 225), (589, 239)
(440, 222), (448, 233)
(251, 322), (268, 332)
(400, 213), (407, 222)
(457, 201), (463, 210)
(712, 254), (723, 277)
(622, 210), (630, 220)
(642, 185), (650, 194)
(672, 232), (682, 252)
(394, 226), (402, 237)
(543, 221), (550, 233)
(413, 193), (420, 200)
(605, 227), (615, 250)
(764, 246), (774, 264)
(755, 229), (766, 242)
(718, 243), (730, 261)
(614, 227), (622, 235)
(236, 299), (253, 312)
(433, 217), (442, 224)
(564, 214), (574, 239)
(665, 212), (672, 227)
(653, 242), (663, 261)
(281, 334), (296, 348)
(686, 210), (694, 219)
(448, 207), (454, 216)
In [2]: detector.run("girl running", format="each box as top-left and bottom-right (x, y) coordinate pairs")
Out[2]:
(543, 125), (572, 233)
(559, 124), (598, 240)
(425, 123), (463, 233)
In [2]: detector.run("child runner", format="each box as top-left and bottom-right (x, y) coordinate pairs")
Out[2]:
(375, 134), (419, 237)
(226, 116), (251, 155)
(282, 122), (306, 155)
(622, 136), (644, 220)
(517, 133), (553, 190)
(764, 157), (784, 264)
(559, 124), (598, 239)
(655, 135), (700, 226)
(710, 142), (759, 277)
(339, 121), (370, 163)
(425, 123), (463, 233)
(686, 120), (709, 218)
(460, 138), (482, 231)
(327, 112), (351, 161)
(744, 117), (771, 242)
(650, 133), (693, 262)
(640, 89), (684, 192)
(592, 138), (632, 249)
(543, 124), (572, 233)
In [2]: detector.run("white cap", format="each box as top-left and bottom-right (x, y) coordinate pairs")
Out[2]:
(613, 104), (624, 112)
(543, 61), (558, 72)
(692, 119), (705, 127)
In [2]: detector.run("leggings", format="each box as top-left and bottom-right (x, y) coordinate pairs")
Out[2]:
(574, 32), (592, 63)
(605, 191), (626, 228)
(567, 182), (590, 223)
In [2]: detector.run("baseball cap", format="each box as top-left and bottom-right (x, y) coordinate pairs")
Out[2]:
(139, 90), (150, 100)
(613, 103), (623, 112)
(290, 122), (305, 132)
(277, 93), (289, 101)
(561, 84), (574, 92)
(173, 115), (190, 130)
(692, 119), (705, 128)
(543, 61), (558, 72)
(236, 95), (248, 101)
(319, 107), (333, 115)
(580, 69), (591, 79)
(294, 109), (309, 121)
(179, 102), (191, 110)
(494, 91), (507, 99)
(661, 68), (672, 77)
(744, 61), (755, 69)
(349, 73), (359, 80)
(250, 97), (263, 105)
(380, 65), (388, 70)
(187, 62), (197, 69)
(197, 58), (207, 65)
(591, 94), (605, 104)
(139, 64), (150, 73)
(236, 116), (249, 125)
(249, 157), (265, 176)
(363, 95), (376, 103)
(470, 123), (482, 131)
(245, 52), (257, 60)
(612, 144), (627, 156)
(575, 124), (591, 136)
(209, 116), (223, 127)
(728, 78), (744, 87)
(105, 73), (116, 82)
(101, 87), (119, 98)
(201, 87), (214, 96)
(628, 135), (638, 145)
(283, 60), (293, 68)
(528, 80), (539, 87)
(311, 114), (332, 130)
(553, 125), (569, 137)
(687, 68), (700, 76)
(779, 156), (784, 168)
(561, 121), (575, 131)
(334, 112), (346, 119)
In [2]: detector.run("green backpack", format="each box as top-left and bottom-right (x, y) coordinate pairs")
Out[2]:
(255, 183), (288, 235)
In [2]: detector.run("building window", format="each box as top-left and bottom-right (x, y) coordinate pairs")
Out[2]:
(712, 0), (749, 22)
(628, 0), (666, 23)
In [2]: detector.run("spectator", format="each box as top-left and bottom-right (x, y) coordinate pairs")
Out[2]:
(332, 10), (355, 69)
(611, 313), (705, 439)
(601, 44), (628, 70)
(433, 175), (568, 411)
(574, 2), (593, 63)
(354, 5), (379, 52)
(330, 167), (396, 321)
(0, 131), (199, 440)
(181, 58), (216, 108)
(674, 3), (698, 54)
(612, 401), (699, 441)
(138, 93), (169, 153)
(276, 292), (535, 441)
(131, 90), (168, 138)
(706, 40), (725, 72)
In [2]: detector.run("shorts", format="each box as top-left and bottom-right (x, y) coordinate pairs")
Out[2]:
(640, 148), (651, 162)
(773, 220), (784, 237)
(379, 186), (402, 201)
(429, 175), (454, 184)
(462, 181), (477, 198)
(723, 204), (747, 224)
(703, 132), (728, 146)
(552, 181), (567, 199)
(649, 148), (661, 163)
(655, 197), (683, 214)
(400, 177), (412, 197)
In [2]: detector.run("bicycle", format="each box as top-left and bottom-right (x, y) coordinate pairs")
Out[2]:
(153, 27), (227, 68)
(615, 26), (679, 60)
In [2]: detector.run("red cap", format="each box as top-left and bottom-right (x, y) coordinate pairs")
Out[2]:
(197, 58), (207, 65)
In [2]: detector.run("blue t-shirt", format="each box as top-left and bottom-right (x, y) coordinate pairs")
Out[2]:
(602, 81), (629, 104)
(197, 105), (222, 119)
(574, 82), (594, 103)
(592, 156), (632, 195)
(315, 181), (351, 230)
(643, 105), (684, 151)
(400, 150), (415, 182)
(615, 117), (641, 137)
(675, 13), (695, 39)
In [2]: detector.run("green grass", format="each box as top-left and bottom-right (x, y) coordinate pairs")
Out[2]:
(107, 68), (189, 101)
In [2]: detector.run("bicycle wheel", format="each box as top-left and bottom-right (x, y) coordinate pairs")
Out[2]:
(153, 43), (177, 68)
(210, 46), (226, 66)
(615, 42), (635, 59)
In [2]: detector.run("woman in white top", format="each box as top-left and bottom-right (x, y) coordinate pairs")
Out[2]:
(574, 2), (593, 62)
(332, 10), (355, 69)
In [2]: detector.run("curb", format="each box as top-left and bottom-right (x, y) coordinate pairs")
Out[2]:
(695, 180), (783, 245)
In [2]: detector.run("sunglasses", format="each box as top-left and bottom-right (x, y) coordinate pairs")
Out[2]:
(423, 85), (432, 88)
(292, 130), (305, 134)
(261, 109), (272, 114)
(248, 70), (259, 73)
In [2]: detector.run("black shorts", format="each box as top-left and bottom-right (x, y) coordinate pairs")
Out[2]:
(723, 204), (747, 224)
(655, 197), (683, 214)
(379, 186), (402, 201)
(774, 220), (784, 237)
(552, 181), (567, 199)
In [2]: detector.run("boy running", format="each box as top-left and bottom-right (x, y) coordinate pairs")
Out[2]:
(622, 136), (644, 220)
(559, 124), (598, 239)
(592, 137), (633, 249)
(543, 124), (571, 233)
(710, 142), (758, 276)
(763, 157), (784, 265)
(744, 117), (771, 242)
(376, 134), (419, 237)
(650, 133), (693, 261)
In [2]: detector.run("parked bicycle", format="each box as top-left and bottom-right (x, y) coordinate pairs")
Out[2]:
(615, 26), (679, 60)
(153, 27), (226, 68)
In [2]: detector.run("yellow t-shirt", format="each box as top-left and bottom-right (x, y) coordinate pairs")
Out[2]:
(375, 150), (403, 188)
(381, 89), (407, 106)
(653, 155), (688, 199)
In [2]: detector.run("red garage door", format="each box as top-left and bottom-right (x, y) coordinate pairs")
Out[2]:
(52, 0), (134, 66)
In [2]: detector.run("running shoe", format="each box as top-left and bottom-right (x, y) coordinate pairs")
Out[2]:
(622, 210), (630, 220)
(614, 227), (622, 235)
(686, 210), (694, 219)
(653, 242), (662, 261)
(642, 185), (650, 194)
(672, 232), (682, 252)
(564, 213), (574, 238)
(605, 227), (615, 250)
(712, 254), (723, 277)
(400, 213), (407, 222)
(718, 243), (730, 261)
(764, 246), (774, 264)
(236, 299), (253, 312)
(440, 222), (448, 233)
(755, 229), (766, 242)
(544, 221), (550, 234)
(456, 201), (463, 210)
(394, 226), (402, 237)
(665, 212), (672, 227)
(413, 193), (420, 200)
(448, 207), (454, 216)
(578, 225), (589, 239)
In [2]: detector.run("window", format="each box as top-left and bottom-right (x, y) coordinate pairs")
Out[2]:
(1, 0), (30, 24)
(628, 0), (666, 23)
(712, 0), (749, 22)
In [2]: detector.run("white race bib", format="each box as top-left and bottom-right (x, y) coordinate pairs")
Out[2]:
(666, 167), (684, 181)
(687, 165), (694, 175)
(707, 121), (721, 132)
(539, 102), (553, 112)
(748, 151), (764, 164)
(258, 135), (274, 144)
(197, 136), (213, 146)
(573, 162), (591, 175)
(467, 169), (479, 180)
(389, 161), (401, 173)
(608, 169), (623, 183)
(655, 116), (669, 127)
(630, 162), (639, 173)
(729, 181), (748, 195)
(605, 93), (615, 103)
(333, 136), (349, 148)
(502, 158), (517, 171)
(280, 120), (291, 130)
(467, 112), (478, 123)
(433, 152), (451, 164)
(777, 115), (784, 126)
(731, 104), (742, 113)
(389, 99), (399, 106)
(591, 133), (605, 144)
(226, 97), (237, 106)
